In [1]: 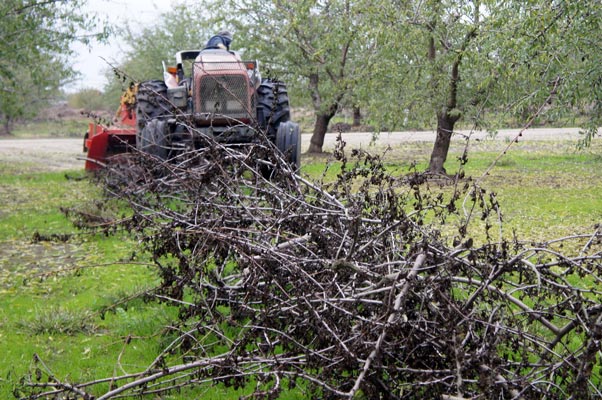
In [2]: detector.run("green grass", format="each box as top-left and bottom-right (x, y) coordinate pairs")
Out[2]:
(0, 139), (601, 398)
(10, 119), (89, 138)
(459, 141), (602, 240)
(0, 169), (164, 398)
(0, 168), (298, 399)
(15, 306), (98, 335)
(303, 139), (602, 242)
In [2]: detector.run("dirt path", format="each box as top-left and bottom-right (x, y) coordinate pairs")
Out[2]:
(320, 127), (585, 149)
(0, 127), (587, 172)
(0, 138), (85, 171)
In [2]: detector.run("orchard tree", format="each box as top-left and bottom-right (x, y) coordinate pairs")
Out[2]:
(0, 0), (110, 135)
(102, 3), (217, 107)
(67, 88), (107, 111)
(359, 0), (602, 174)
(219, 0), (368, 153)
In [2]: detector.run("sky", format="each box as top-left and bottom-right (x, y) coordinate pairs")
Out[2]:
(67, 0), (174, 92)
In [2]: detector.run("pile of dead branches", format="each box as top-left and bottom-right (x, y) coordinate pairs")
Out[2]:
(23, 135), (602, 399)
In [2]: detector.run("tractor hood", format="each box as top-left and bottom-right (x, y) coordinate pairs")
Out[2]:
(195, 49), (243, 70)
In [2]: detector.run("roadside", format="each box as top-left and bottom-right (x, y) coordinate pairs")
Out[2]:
(329, 127), (585, 147)
(0, 127), (589, 172)
(0, 138), (84, 172)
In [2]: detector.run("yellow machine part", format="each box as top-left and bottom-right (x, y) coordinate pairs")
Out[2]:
(115, 83), (138, 120)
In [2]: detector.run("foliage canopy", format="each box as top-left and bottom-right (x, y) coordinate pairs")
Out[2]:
(101, 3), (218, 107)
(0, 0), (110, 135)
(215, 0), (602, 168)
(99, 0), (601, 169)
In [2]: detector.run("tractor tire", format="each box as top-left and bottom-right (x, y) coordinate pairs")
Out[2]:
(256, 79), (291, 140)
(276, 121), (301, 169)
(135, 80), (169, 131)
(137, 119), (169, 160)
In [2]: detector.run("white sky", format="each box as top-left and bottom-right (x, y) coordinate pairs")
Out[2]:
(67, 0), (174, 92)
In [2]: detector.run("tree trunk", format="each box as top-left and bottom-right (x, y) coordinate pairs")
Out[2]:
(353, 106), (361, 127)
(424, 19), (477, 175)
(427, 111), (457, 174)
(0, 116), (13, 136)
(307, 112), (335, 153)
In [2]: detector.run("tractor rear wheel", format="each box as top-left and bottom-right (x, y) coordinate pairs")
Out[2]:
(136, 80), (169, 131)
(256, 79), (291, 140)
(276, 121), (301, 169)
(137, 119), (169, 160)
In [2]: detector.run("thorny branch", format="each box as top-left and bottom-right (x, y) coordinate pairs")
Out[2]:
(20, 130), (602, 399)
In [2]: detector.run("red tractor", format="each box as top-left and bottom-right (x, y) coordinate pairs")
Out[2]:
(84, 49), (301, 171)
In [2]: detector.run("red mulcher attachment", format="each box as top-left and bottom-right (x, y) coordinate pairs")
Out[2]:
(83, 89), (138, 171)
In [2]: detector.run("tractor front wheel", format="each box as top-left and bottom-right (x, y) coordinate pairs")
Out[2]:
(256, 79), (291, 140)
(135, 80), (169, 131)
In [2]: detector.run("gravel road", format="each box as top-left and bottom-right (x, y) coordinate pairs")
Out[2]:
(0, 138), (85, 171)
(0, 127), (587, 172)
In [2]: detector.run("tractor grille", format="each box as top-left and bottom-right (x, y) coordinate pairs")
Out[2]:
(195, 74), (253, 120)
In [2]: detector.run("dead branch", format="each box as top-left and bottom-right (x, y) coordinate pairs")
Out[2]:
(20, 131), (602, 399)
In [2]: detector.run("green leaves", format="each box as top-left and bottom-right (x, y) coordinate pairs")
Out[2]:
(0, 0), (111, 134)
(102, 3), (218, 106)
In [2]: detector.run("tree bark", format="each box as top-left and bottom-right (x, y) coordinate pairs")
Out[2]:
(353, 106), (361, 127)
(0, 116), (13, 136)
(426, 23), (477, 175)
(307, 70), (340, 153)
(307, 111), (335, 153)
(427, 111), (457, 174)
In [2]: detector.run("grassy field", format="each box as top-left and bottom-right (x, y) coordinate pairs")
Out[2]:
(0, 173), (267, 398)
(455, 140), (601, 240)
(0, 138), (600, 398)
(9, 119), (90, 138)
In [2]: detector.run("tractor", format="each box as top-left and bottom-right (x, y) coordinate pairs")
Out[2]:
(84, 49), (301, 171)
